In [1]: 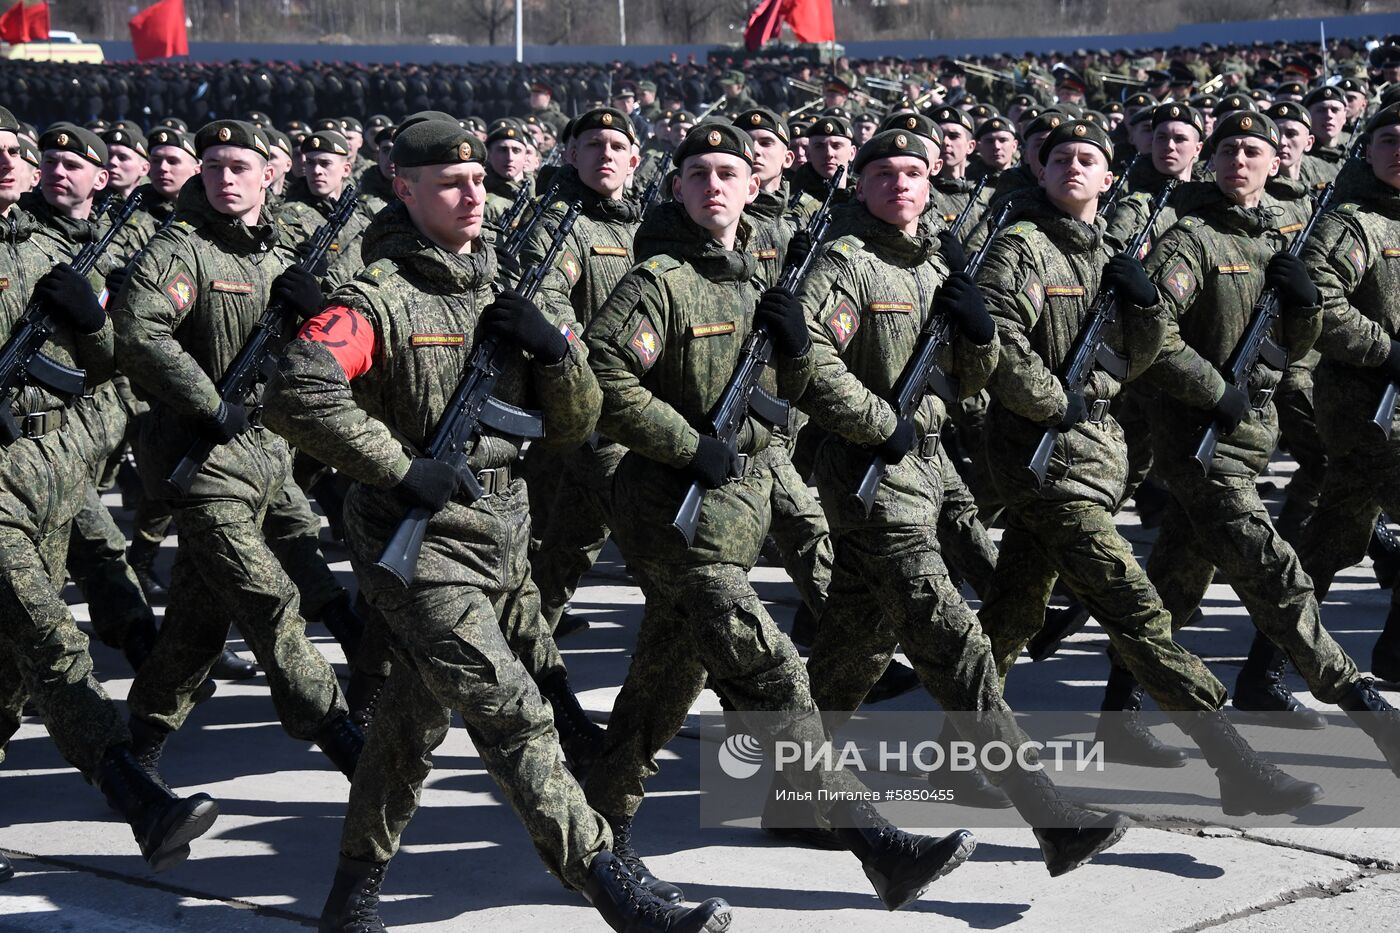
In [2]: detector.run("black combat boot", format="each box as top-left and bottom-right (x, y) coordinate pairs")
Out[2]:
(95, 745), (219, 872)
(1001, 768), (1130, 876)
(830, 800), (976, 910)
(1232, 633), (1327, 728)
(760, 771), (845, 850)
(129, 716), (172, 790)
(125, 538), (167, 605)
(211, 645), (258, 680)
(555, 609), (591, 641)
(865, 658), (921, 704)
(314, 594), (365, 662)
(1180, 711), (1324, 816)
(0, 850), (13, 882)
(789, 602), (817, 648)
(1027, 601), (1092, 662)
(319, 855), (387, 933)
(927, 718), (1012, 807)
(1095, 663), (1189, 767)
(1369, 516), (1400, 590)
(314, 714), (365, 778)
(538, 670), (607, 773)
(122, 614), (160, 673)
(584, 849), (732, 933)
(347, 671), (386, 732)
(1372, 604), (1400, 684)
(607, 816), (684, 904)
(1336, 679), (1400, 777)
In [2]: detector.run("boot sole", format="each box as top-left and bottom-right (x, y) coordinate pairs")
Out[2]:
(144, 795), (219, 872)
(1222, 781), (1323, 816)
(1231, 705), (1327, 730)
(1044, 815), (1129, 878)
(693, 901), (732, 932)
(871, 830), (977, 911)
(761, 824), (848, 851)
(0, 856), (12, 883)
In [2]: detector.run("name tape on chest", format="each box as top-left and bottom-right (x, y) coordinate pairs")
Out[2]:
(1215, 263), (1251, 275)
(1383, 248), (1400, 259)
(866, 300), (914, 314)
(211, 280), (255, 294)
(591, 245), (629, 257)
(410, 333), (466, 347)
(1044, 285), (1086, 298)
(691, 321), (736, 338)
(753, 248), (778, 261)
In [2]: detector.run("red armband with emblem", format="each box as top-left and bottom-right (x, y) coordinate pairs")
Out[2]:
(298, 306), (376, 379)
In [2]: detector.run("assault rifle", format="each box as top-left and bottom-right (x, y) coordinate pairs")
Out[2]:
(852, 201), (1013, 516)
(496, 180), (536, 240)
(1026, 179), (1177, 486)
(1193, 182), (1335, 473)
(947, 174), (989, 240)
(164, 182), (361, 495)
(376, 201), (583, 586)
(0, 189), (147, 444)
(670, 166), (846, 546)
(503, 176), (564, 256)
(1101, 153), (1141, 213)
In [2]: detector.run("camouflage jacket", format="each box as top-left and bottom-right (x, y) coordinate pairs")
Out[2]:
(796, 203), (998, 532)
(484, 168), (532, 230)
(1301, 167), (1400, 455)
(979, 191), (1163, 508)
(275, 185), (373, 276)
(1140, 182), (1322, 480)
(109, 182), (179, 266)
(357, 168), (394, 215)
(927, 174), (989, 232)
(786, 163), (851, 228)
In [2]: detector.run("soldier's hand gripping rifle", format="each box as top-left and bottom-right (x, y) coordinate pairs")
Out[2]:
(1026, 179), (1177, 486)
(670, 166), (846, 547)
(163, 182), (361, 496)
(0, 189), (147, 444)
(1193, 181), (1335, 474)
(376, 201), (584, 586)
(852, 200), (1013, 517)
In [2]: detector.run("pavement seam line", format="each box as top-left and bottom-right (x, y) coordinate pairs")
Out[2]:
(1169, 868), (1379, 933)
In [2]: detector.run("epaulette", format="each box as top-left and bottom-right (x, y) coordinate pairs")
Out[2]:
(1180, 216), (1201, 228)
(826, 235), (864, 261)
(633, 253), (684, 280)
(1334, 202), (1360, 216)
(355, 258), (400, 286)
(1003, 221), (1038, 238)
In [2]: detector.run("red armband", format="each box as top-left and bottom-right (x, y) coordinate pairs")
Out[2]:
(298, 306), (376, 380)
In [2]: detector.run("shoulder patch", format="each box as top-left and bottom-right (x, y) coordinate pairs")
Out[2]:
(1163, 258), (1197, 301)
(559, 250), (582, 285)
(163, 271), (196, 313)
(1022, 270), (1044, 313)
(1346, 243), (1367, 277)
(825, 300), (860, 350)
(627, 316), (662, 370)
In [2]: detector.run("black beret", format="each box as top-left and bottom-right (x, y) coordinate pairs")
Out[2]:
(486, 119), (528, 145)
(40, 124), (107, 167)
(463, 117), (487, 134)
(265, 128), (293, 157)
(1212, 93), (1258, 118)
(571, 107), (637, 144)
(1267, 101), (1311, 130)
(1009, 94), (1037, 109)
(392, 120), (486, 168)
(1208, 110), (1281, 151)
(0, 106), (21, 134)
(735, 108), (790, 145)
(156, 117), (189, 132)
(969, 103), (999, 120)
(373, 125), (395, 146)
(808, 115), (852, 140)
(1038, 119), (1114, 166)
(1150, 103), (1205, 135)
(876, 111), (934, 146)
(341, 116), (364, 135)
(853, 128), (929, 173)
(103, 126), (149, 157)
(365, 114), (393, 132)
(301, 130), (351, 156)
(148, 126), (197, 158)
(393, 111), (457, 140)
(1024, 110), (1070, 139)
(1364, 102), (1400, 135)
(1103, 101), (1125, 115)
(974, 116), (1014, 140)
(311, 118), (341, 133)
(246, 110), (272, 127)
(672, 123), (755, 168)
(1276, 81), (1306, 96)
(1302, 86), (1345, 109)
(927, 105), (974, 134)
(195, 120), (271, 159)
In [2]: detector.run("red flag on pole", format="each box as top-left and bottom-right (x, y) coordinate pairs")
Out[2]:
(785, 0), (835, 45)
(744, 0), (786, 53)
(129, 0), (189, 62)
(23, 2), (49, 40)
(0, 1), (29, 45)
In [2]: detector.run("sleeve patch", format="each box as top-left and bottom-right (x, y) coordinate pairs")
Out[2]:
(298, 306), (376, 380)
(164, 272), (196, 313)
(826, 300), (860, 350)
(560, 322), (579, 346)
(0, 277), (10, 290)
(559, 251), (582, 286)
(627, 317), (662, 370)
(1163, 259), (1197, 301)
(1023, 271), (1044, 313)
(1347, 244), (1368, 276)
(691, 322), (736, 338)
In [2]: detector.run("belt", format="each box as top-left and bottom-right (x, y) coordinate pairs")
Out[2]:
(917, 433), (941, 460)
(735, 452), (751, 478)
(20, 409), (65, 439)
(1087, 398), (1111, 424)
(472, 464), (512, 498)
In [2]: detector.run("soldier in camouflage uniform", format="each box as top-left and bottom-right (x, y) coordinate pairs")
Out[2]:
(786, 116), (854, 225)
(278, 129), (373, 277)
(111, 120), (364, 782)
(262, 120), (731, 933)
(1303, 85), (1350, 180)
(0, 106), (220, 875)
(584, 123), (979, 911)
(483, 118), (534, 229)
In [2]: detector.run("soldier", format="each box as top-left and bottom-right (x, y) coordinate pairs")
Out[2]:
(111, 120), (365, 784)
(278, 128), (373, 274)
(265, 128), (294, 198)
(1303, 85), (1349, 178)
(483, 118), (533, 228)
(102, 125), (149, 200)
(1132, 111), (1400, 763)
(786, 115), (853, 224)
(712, 70), (758, 120)
(355, 124), (396, 215)
(583, 122), (980, 912)
(263, 119), (731, 933)
(1270, 99), (1336, 191)
(974, 115), (1021, 180)
(0, 105), (219, 876)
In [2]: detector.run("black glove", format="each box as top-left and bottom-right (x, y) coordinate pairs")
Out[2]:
(393, 457), (461, 512)
(272, 266), (324, 322)
(1211, 385), (1251, 436)
(1056, 392), (1088, 430)
(1266, 252), (1319, 311)
(1103, 254), (1158, 308)
(104, 267), (131, 303)
(937, 230), (968, 271)
(199, 402), (250, 445)
(495, 246), (522, 282)
(686, 435), (737, 490)
(782, 228), (813, 272)
(936, 271), (995, 345)
(1384, 340), (1400, 383)
(480, 289), (569, 364)
(874, 417), (916, 464)
(754, 286), (810, 358)
(34, 264), (105, 333)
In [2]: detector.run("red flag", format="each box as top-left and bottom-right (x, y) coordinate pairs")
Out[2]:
(23, 2), (48, 40)
(786, 0), (835, 45)
(0, 1), (29, 44)
(744, 0), (785, 53)
(129, 0), (188, 62)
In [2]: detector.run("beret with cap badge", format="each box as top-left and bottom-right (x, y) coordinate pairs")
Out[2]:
(1208, 110), (1281, 151)
(571, 107), (637, 144)
(852, 128), (929, 173)
(926, 105), (974, 133)
(671, 122), (755, 168)
(149, 126), (198, 158)
(1364, 102), (1400, 135)
(882, 111), (943, 148)
(808, 115), (852, 140)
(300, 130), (351, 157)
(1150, 102), (1205, 135)
(103, 126), (148, 158)
(1267, 101), (1312, 130)
(40, 123), (108, 168)
(1303, 85), (1346, 108)
(1037, 119), (1114, 167)
(194, 120), (271, 159)
(734, 108), (789, 145)
(973, 116), (1013, 141)
(392, 120), (486, 168)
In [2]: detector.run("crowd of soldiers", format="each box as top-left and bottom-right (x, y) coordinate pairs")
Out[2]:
(3, 26), (1400, 933)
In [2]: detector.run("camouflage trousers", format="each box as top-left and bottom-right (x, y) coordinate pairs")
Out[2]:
(1299, 431), (1400, 607)
(1113, 386), (1156, 503)
(341, 525), (607, 889)
(66, 479), (155, 651)
(262, 479), (347, 622)
(757, 441), (832, 614)
(1273, 384), (1327, 546)
(980, 499), (1228, 712)
(1148, 470), (1357, 704)
(933, 444), (998, 599)
(127, 490), (346, 739)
